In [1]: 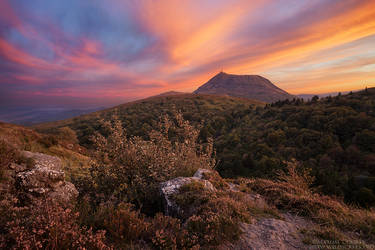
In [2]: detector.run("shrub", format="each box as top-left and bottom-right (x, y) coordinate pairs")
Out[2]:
(84, 113), (216, 214)
(57, 127), (79, 145)
(148, 213), (193, 249)
(356, 188), (375, 207)
(0, 140), (35, 180)
(173, 181), (254, 246)
(0, 197), (110, 249)
(200, 170), (229, 190)
(0, 140), (18, 180)
(101, 203), (148, 244)
(38, 135), (58, 148)
(276, 160), (314, 192)
(186, 195), (251, 246)
(173, 181), (212, 219)
(239, 163), (375, 242)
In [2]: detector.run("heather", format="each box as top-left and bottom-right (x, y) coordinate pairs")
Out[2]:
(37, 88), (375, 208)
(1, 94), (375, 248)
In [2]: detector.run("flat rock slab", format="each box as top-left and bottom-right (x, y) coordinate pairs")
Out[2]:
(222, 216), (307, 250)
(22, 151), (63, 171)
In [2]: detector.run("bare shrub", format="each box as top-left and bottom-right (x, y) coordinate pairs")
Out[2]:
(277, 160), (314, 192)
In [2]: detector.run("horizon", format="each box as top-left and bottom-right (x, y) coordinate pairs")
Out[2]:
(1, 0), (375, 109)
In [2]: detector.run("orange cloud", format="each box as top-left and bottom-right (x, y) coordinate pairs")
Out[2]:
(131, 1), (375, 94)
(1, 0), (375, 107)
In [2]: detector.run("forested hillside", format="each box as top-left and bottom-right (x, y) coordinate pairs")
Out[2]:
(36, 88), (375, 207)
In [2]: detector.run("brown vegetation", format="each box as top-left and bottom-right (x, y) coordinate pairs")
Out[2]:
(237, 162), (375, 243)
(2, 111), (374, 248)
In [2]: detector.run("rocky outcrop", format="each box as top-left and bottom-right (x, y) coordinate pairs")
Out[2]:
(16, 151), (78, 204)
(161, 169), (310, 249)
(160, 169), (216, 217)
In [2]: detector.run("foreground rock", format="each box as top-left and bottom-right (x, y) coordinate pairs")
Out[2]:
(160, 169), (216, 217)
(16, 151), (78, 204)
(161, 169), (310, 249)
(226, 216), (307, 250)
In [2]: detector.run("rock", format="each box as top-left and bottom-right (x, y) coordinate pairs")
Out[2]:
(160, 169), (216, 217)
(22, 151), (62, 171)
(222, 218), (306, 250)
(16, 167), (65, 193)
(9, 163), (27, 172)
(50, 182), (78, 204)
(15, 151), (78, 204)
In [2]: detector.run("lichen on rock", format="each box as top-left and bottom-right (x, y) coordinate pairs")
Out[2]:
(15, 151), (78, 204)
(160, 168), (216, 217)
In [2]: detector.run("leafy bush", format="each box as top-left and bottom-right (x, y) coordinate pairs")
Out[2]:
(81, 113), (215, 214)
(0, 140), (35, 180)
(0, 140), (18, 169)
(0, 140), (18, 180)
(186, 195), (251, 246)
(172, 180), (256, 246)
(0, 197), (110, 249)
(38, 135), (58, 148)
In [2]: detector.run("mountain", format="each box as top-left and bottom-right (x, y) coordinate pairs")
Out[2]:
(35, 93), (263, 137)
(153, 91), (187, 97)
(194, 72), (294, 103)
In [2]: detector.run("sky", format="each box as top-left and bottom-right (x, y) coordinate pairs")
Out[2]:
(1, 0), (375, 108)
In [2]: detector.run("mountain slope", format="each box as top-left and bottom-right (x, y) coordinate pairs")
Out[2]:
(194, 72), (294, 102)
(34, 88), (375, 208)
(34, 93), (263, 142)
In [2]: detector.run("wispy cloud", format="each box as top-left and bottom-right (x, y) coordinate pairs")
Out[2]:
(0, 0), (374, 107)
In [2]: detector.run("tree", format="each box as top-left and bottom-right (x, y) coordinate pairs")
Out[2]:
(311, 95), (319, 102)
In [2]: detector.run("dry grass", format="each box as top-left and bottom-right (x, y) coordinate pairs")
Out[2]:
(0, 122), (90, 181)
(172, 178), (281, 246)
(237, 163), (375, 243)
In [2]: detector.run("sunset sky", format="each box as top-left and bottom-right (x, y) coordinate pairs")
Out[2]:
(1, 0), (375, 108)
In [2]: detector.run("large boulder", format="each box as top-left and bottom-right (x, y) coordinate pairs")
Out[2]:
(16, 151), (78, 204)
(160, 169), (216, 217)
